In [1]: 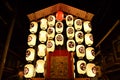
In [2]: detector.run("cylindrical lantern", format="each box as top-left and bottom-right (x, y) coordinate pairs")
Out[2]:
(27, 34), (36, 47)
(38, 44), (46, 58)
(86, 63), (96, 77)
(86, 47), (95, 61)
(29, 21), (38, 33)
(47, 40), (55, 52)
(24, 64), (35, 78)
(56, 11), (64, 21)
(47, 15), (55, 27)
(40, 18), (47, 30)
(74, 19), (82, 30)
(76, 45), (85, 58)
(39, 30), (47, 43)
(55, 21), (63, 33)
(85, 33), (93, 46)
(66, 15), (73, 26)
(35, 59), (45, 73)
(77, 60), (86, 74)
(66, 26), (74, 39)
(75, 31), (84, 44)
(67, 39), (75, 52)
(83, 21), (92, 33)
(26, 48), (35, 62)
(47, 27), (55, 40)
(55, 34), (64, 46)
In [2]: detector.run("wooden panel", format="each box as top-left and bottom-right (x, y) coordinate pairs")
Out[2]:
(27, 3), (94, 21)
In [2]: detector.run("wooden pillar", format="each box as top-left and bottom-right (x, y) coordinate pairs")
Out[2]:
(0, 17), (16, 80)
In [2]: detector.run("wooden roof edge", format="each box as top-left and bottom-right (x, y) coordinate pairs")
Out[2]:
(27, 3), (94, 21)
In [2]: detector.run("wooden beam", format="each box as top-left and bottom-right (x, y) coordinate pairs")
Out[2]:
(95, 19), (120, 48)
(27, 3), (94, 21)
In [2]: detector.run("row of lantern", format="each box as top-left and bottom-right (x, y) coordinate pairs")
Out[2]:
(27, 32), (93, 47)
(24, 61), (97, 78)
(73, 60), (101, 78)
(24, 59), (45, 78)
(76, 60), (96, 77)
(29, 17), (92, 34)
(26, 43), (95, 62)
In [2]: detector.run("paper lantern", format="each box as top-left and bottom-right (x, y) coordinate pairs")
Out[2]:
(83, 21), (92, 33)
(74, 19), (82, 30)
(56, 11), (64, 21)
(38, 44), (46, 58)
(26, 48), (35, 62)
(66, 15), (73, 26)
(44, 56), (46, 61)
(67, 40), (75, 52)
(39, 30), (47, 43)
(40, 18), (47, 30)
(55, 21), (63, 33)
(29, 21), (38, 33)
(75, 31), (84, 44)
(85, 33), (93, 46)
(66, 26), (75, 39)
(55, 34), (64, 46)
(35, 59), (45, 73)
(86, 63), (96, 77)
(47, 40), (55, 52)
(47, 27), (55, 40)
(77, 60), (86, 74)
(24, 64), (35, 78)
(47, 15), (55, 27)
(76, 45), (85, 58)
(27, 34), (36, 47)
(86, 47), (95, 61)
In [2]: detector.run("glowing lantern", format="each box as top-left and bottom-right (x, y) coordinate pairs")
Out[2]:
(85, 33), (93, 46)
(76, 45), (85, 58)
(35, 59), (45, 73)
(47, 15), (55, 27)
(67, 39), (75, 52)
(39, 30), (47, 43)
(66, 26), (75, 39)
(66, 15), (73, 26)
(29, 21), (38, 33)
(86, 63), (96, 77)
(77, 60), (86, 74)
(26, 48), (35, 62)
(44, 56), (46, 61)
(56, 11), (64, 21)
(24, 64), (35, 78)
(38, 44), (46, 58)
(74, 19), (82, 30)
(27, 34), (36, 47)
(47, 40), (55, 52)
(40, 18), (47, 30)
(75, 31), (84, 44)
(55, 34), (64, 46)
(55, 21), (63, 33)
(83, 21), (92, 33)
(74, 72), (75, 78)
(47, 27), (55, 40)
(86, 47), (95, 61)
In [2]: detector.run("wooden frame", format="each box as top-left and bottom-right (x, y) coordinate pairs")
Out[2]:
(27, 3), (94, 21)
